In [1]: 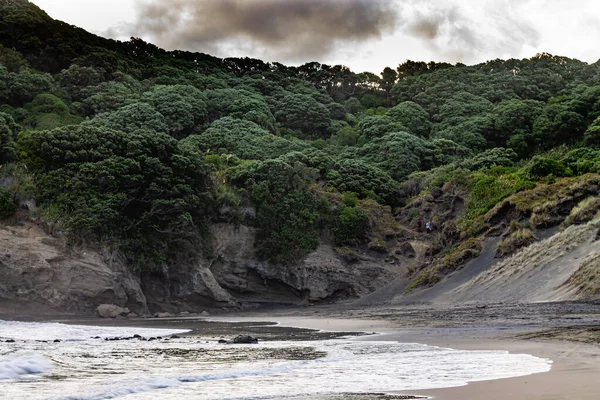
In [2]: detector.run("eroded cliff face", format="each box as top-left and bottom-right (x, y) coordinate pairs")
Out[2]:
(208, 224), (400, 305)
(0, 223), (147, 315)
(0, 221), (404, 316)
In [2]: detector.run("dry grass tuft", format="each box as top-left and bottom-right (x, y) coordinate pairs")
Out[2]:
(495, 228), (537, 258)
(563, 197), (600, 228)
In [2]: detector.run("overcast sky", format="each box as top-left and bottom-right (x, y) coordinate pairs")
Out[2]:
(33, 0), (600, 73)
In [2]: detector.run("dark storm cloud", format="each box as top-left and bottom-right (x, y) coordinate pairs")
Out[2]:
(118, 0), (399, 61)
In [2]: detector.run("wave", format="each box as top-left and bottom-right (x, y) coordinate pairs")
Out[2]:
(0, 320), (190, 342)
(0, 352), (53, 380)
(52, 360), (313, 400)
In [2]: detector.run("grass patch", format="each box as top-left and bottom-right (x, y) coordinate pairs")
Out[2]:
(563, 197), (600, 228)
(462, 174), (600, 237)
(495, 228), (537, 258)
(405, 237), (483, 293)
(404, 269), (434, 294)
(433, 237), (483, 275)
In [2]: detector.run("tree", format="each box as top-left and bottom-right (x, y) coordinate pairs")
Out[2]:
(381, 67), (398, 94)
(274, 93), (332, 138)
(82, 82), (139, 115)
(0, 112), (19, 164)
(386, 101), (431, 137)
(584, 116), (600, 146)
(95, 103), (169, 134)
(205, 88), (275, 131)
(142, 85), (208, 137)
(57, 64), (105, 101)
(180, 117), (307, 161)
(18, 124), (212, 267)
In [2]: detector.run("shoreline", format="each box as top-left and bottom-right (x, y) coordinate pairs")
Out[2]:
(204, 311), (600, 400)
(3, 303), (600, 399)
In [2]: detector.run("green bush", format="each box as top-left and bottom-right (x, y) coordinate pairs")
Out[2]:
(333, 206), (370, 246)
(0, 187), (15, 219)
(528, 156), (572, 178)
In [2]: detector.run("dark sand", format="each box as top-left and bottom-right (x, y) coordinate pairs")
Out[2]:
(4, 301), (600, 399)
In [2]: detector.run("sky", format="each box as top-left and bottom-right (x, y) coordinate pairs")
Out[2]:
(32, 0), (600, 74)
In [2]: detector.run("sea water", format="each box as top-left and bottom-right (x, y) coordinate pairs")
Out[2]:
(0, 319), (552, 400)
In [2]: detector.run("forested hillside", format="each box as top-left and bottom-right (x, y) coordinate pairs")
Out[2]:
(1, 0), (600, 293)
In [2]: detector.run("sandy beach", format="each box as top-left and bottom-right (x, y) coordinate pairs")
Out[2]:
(203, 302), (600, 400)
(4, 301), (600, 399)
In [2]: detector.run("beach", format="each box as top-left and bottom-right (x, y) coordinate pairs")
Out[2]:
(2, 302), (599, 399)
(204, 302), (600, 400)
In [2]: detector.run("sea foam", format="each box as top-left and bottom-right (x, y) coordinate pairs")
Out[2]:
(0, 352), (52, 380)
(0, 319), (189, 341)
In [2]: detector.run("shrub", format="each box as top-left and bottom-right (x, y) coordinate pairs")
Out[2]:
(528, 156), (572, 178)
(333, 206), (370, 246)
(0, 187), (15, 219)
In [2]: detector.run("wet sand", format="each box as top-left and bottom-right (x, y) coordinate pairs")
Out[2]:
(6, 302), (600, 399)
(205, 303), (600, 400)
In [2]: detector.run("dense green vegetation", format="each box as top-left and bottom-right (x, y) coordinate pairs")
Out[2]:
(1, 0), (600, 271)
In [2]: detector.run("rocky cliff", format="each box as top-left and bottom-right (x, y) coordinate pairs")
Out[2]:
(0, 220), (403, 316)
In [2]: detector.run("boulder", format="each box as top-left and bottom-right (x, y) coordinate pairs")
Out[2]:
(154, 312), (173, 318)
(96, 304), (130, 318)
(201, 311), (210, 316)
(233, 335), (258, 344)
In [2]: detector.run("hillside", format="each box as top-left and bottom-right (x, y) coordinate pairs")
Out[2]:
(1, 0), (600, 314)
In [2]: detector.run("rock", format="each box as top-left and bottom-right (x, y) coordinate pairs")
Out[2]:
(0, 223), (148, 316)
(53, 339), (61, 343)
(96, 304), (130, 318)
(133, 334), (142, 339)
(395, 242), (416, 258)
(154, 312), (173, 318)
(5, 339), (15, 343)
(200, 311), (210, 316)
(171, 335), (181, 339)
(218, 339), (228, 344)
(431, 186), (443, 199)
(232, 335), (258, 344)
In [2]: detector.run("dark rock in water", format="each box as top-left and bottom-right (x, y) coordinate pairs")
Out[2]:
(156, 337), (162, 340)
(233, 335), (259, 344)
(133, 334), (142, 339)
(149, 337), (156, 341)
(5, 339), (15, 343)
(171, 335), (181, 339)
(53, 339), (61, 343)
(93, 336), (101, 339)
(218, 339), (228, 344)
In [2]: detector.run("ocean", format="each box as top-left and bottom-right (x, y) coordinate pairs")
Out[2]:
(0, 318), (552, 400)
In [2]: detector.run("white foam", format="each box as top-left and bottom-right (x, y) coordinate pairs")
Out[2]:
(0, 320), (189, 341)
(0, 352), (53, 380)
(0, 320), (553, 400)
(46, 341), (551, 400)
